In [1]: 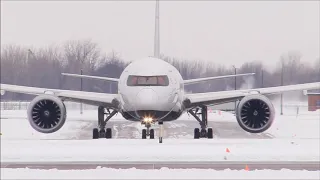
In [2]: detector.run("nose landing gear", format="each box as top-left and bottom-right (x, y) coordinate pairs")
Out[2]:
(188, 106), (213, 139)
(93, 106), (117, 139)
(141, 120), (155, 139)
(141, 119), (164, 143)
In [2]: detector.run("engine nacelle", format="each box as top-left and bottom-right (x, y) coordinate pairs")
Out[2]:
(235, 94), (275, 133)
(27, 95), (67, 133)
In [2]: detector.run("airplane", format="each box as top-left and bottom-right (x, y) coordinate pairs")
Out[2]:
(1, 0), (319, 143)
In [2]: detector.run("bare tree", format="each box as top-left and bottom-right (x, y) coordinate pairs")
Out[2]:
(63, 39), (101, 90)
(1, 41), (318, 101)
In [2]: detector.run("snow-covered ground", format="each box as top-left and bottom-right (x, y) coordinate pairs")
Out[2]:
(2, 168), (320, 179)
(0, 109), (240, 140)
(2, 138), (319, 162)
(1, 109), (319, 179)
(1, 109), (319, 140)
(1, 109), (319, 162)
(0, 109), (233, 121)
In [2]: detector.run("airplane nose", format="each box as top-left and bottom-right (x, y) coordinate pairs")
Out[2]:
(135, 88), (158, 106)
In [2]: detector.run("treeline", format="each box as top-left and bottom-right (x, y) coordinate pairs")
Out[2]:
(1, 39), (319, 100)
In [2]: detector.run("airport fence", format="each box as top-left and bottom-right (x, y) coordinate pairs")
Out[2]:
(0, 101), (318, 116)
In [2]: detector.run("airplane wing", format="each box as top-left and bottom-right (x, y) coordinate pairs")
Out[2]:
(183, 73), (254, 85)
(0, 84), (119, 108)
(62, 73), (119, 82)
(184, 82), (320, 107)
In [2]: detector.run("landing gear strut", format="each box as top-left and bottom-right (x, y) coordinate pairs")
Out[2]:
(93, 106), (117, 139)
(188, 106), (213, 139)
(141, 120), (155, 139)
(158, 121), (164, 143)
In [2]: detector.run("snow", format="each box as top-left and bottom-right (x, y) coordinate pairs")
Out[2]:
(1, 109), (320, 162)
(0, 110), (125, 121)
(1, 109), (319, 140)
(0, 109), (237, 140)
(1, 138), (319, 162)
(266, 114), (320, 139)
(1, 108), (319, 179)
(1, 168), (319, 179)
(0, 109), (233, 122)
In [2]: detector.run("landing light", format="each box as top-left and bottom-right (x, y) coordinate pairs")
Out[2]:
(143, 117), (153, 123)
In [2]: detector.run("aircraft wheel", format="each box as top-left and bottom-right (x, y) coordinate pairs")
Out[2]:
(99, 129), (106, 138)
(207, 128), (213, 139)
(194, 128), (200, 139)
(142, 129), (147, 139)
(200, 129), (207, 138)
(150, 129), (155, 139)
(106, 128), (112, 139)
(93, 128), (99, 139)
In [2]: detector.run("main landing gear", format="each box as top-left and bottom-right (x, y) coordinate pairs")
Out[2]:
(141, 120), (155, 139)
(188, 106), (213, 139)
(93, 106), (117, 139)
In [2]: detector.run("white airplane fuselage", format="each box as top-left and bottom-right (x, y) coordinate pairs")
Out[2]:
(118, 57), (185, 122)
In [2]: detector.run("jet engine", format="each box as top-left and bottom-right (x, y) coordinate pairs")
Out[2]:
(235, 94), (275, 133)
(27, 94), (67, 133)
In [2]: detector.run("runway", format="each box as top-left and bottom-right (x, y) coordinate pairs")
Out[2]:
(1, 161), (319, 171)
(1, 110), (319, 175)
(0, 116), (276, 140)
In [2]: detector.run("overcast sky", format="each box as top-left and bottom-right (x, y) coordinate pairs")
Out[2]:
(1, 1), (319, 69)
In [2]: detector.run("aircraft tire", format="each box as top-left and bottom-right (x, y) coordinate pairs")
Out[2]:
(93, 128), (99, 139)
(207, 128), (213, 139)
(106, 128), (112, 139)
(194, 128), (200, 139)
(99, 129), (106, 138)
(142, 129), (147, 139)
(200, 129), (207, 138)
(150, 129), (155, 139)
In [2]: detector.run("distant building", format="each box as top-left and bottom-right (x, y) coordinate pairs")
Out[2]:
(305, 90), (320, 111)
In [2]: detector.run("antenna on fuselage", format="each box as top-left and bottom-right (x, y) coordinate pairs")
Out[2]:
(154, 0), (160, 58)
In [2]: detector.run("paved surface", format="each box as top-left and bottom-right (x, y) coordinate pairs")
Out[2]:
(3, 116), (314, 171)
(0, 113), (275, 140)
(1, 161), (319, 171)
(64, 120), (275, 140)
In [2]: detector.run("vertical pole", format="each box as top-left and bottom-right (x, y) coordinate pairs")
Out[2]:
(159, 121), (163, 143)
(261, 68), (264, 88)
(234, 67), (237, 111)
(27, 49), (30, 63)
(154, 0), (160, 58)
(80, 69), (83, 114)
(280, 61), (284, 115)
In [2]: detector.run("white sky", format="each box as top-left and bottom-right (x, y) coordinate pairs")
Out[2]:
(1, 1), (319, 69)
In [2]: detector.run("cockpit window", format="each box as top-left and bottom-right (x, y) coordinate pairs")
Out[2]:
(127, 75), (169, 86)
